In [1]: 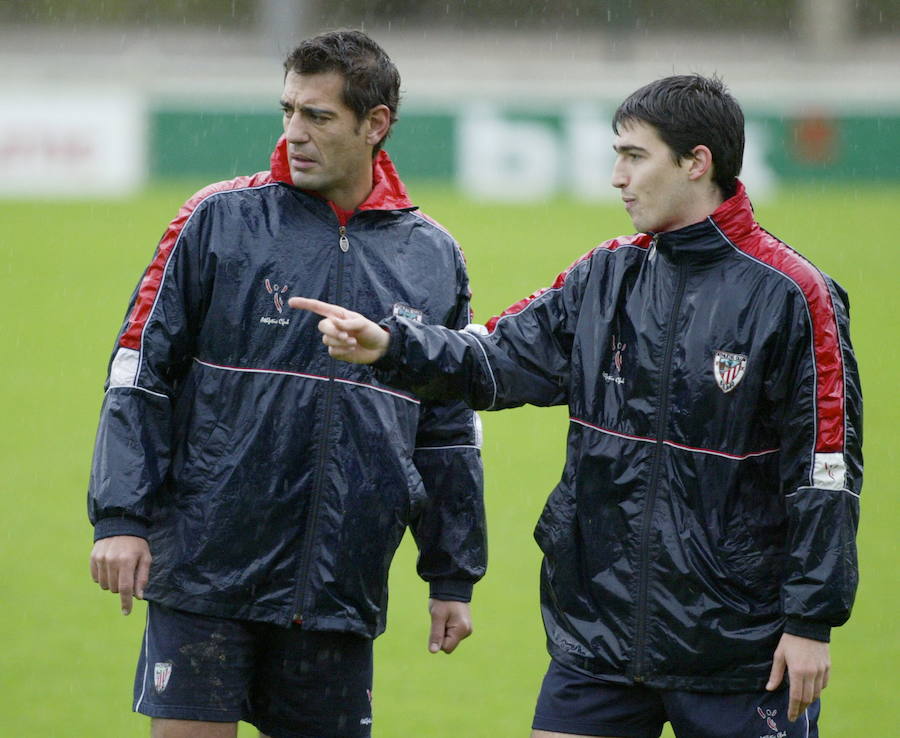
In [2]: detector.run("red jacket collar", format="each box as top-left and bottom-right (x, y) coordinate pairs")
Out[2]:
(709, 180), (756, 240)
(269, 134), (414, 212)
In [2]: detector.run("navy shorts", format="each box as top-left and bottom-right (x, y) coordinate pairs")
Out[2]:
(134, 602), (374, 738)
(533, 659), (820, 738)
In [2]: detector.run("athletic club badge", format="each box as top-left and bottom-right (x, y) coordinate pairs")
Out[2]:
(713, 350), (747, 393)
(757, 706), (779, 732)
(154, 662), (173, 694)
(265, 278), (289, 313)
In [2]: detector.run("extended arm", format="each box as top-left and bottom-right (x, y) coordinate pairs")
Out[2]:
(290, 254), (588, 410)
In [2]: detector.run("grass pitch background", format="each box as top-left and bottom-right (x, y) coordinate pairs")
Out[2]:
(0, 183), (896, 735)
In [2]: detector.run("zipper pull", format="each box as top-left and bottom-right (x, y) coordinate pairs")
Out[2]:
(338, 225), (349, 253)
(649, 234), (658, 262)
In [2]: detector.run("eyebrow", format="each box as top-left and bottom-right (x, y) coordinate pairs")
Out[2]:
(612, 144), (649, 155)
(279, 100), (335, 117)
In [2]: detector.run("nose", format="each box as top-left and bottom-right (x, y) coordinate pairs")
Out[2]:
(611, 157), (627, 189)
(284, 113), (310, 143)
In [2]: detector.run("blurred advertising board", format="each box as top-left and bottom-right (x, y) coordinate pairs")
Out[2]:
(3, 96), (895, 199)
(149, 103), (900, 201)
(0, 91), (145, 197)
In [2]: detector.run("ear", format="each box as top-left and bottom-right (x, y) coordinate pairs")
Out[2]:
(685, 144), (713, 182)
(365, 105), (392, 147)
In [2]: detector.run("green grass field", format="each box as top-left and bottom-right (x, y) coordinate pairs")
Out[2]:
(1, 182), (897, 736)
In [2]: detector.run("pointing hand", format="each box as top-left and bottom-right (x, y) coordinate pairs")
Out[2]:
(289, 297), (390, 364)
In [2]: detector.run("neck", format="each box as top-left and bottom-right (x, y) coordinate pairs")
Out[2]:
(328, 174), (374, 212)
(674, 181), (726, 231)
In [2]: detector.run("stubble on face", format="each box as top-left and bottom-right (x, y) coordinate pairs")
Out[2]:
(280, 70), (373, 209)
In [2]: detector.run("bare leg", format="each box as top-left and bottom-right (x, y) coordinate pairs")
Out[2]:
(151, 719), (238, 738)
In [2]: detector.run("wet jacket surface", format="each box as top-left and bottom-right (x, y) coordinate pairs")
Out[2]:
(375, 183), (862, 690)
(88, 139), (486, 636)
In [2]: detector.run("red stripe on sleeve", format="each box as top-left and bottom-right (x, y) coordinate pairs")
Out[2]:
(484, 234), (651, 333)
(119, 172), (273, 350)
(730, 226), (845, 453)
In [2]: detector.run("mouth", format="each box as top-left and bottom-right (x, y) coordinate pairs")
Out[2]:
(290, 153), (318, 171)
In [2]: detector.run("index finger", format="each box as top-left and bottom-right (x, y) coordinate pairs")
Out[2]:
(288, 297), (347, 319)
(428, 603), (447, 653)
(117, 565), (135, 616)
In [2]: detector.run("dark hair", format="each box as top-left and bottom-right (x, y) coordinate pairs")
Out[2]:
(612, 74), (744, 199)
(283, 30), (401, 153)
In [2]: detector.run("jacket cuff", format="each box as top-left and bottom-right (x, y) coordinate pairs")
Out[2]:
(784, 617), (831, 643)
(372, 319), (401, 371)
(428, 579), (474, 602)
(93, 516), (150, 542)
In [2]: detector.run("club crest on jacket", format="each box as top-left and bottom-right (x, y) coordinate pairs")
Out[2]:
(713, 350), (747, 393)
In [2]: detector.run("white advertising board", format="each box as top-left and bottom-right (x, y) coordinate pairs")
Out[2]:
(0, 90), (145, 197)
(456, 104), (775, 202)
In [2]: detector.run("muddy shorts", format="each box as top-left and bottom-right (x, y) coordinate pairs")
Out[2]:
(134, 602), (374, 737)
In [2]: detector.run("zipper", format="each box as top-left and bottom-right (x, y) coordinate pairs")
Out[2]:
(290, 224), (350, 624)
(632, 245), (686, 681)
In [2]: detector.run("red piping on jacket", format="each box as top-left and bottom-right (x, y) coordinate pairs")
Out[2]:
(484, 234), (653, 333)
(119, 136), (412, 351)
(712, 183), (845, 454)
(119, 171), (275, 350)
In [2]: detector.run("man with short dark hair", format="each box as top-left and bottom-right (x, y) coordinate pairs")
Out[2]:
(88, 29), (486, 738)
(293, 74), (862, 738)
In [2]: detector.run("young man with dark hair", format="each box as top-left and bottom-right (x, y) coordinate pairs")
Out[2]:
(88, 29), (486, 738)
(293, 74), (862, 738)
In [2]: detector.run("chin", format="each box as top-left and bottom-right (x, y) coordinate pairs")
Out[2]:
(630, 219), (648, 233)
(634, 218), (662, 234)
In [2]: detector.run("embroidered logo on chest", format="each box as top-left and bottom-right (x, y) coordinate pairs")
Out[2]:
(265, 278), (289, 313)
(602, 334), (627, 385)
(260, 278), (291, 327)
(713, 350), (748, 393)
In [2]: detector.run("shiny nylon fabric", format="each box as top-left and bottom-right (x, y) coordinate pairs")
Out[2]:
(88, 147), (486, 634)
(376, 183), (862, 691)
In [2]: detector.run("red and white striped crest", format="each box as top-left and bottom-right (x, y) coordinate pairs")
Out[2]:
(154, 662), (173, 693)
(713, 350), (747, 393)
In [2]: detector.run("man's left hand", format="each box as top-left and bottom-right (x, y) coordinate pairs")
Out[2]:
(427, 599), (473, 654)
(766, 632), (830, 722)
